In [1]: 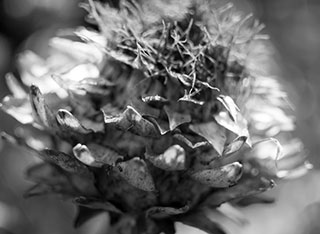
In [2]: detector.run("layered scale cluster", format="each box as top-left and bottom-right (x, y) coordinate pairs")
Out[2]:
(0, 0), (311, 233)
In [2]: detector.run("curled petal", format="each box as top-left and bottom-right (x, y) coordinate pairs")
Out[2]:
(148, 118), (170, 135)
(174, 134), (209, 149)
(103, 106), (159, 138)
(29, 85), (56, 128)
(217, 95), (240, 122)
(73, 144), (98, 167)
(122, 106), (159, 137)
(215, 110), (251, 145)
(73, 143), (123, 167)
(190, 122), (227, 155)
(146, 145), (186, 171)
(190, 162), (243, 188)
(223, 136), (247, 156)
(56, 109), (92, 134)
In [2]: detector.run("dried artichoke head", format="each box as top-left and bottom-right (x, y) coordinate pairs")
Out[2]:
(0, 0), (311, 233)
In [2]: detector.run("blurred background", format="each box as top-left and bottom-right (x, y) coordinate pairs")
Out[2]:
(0, 0), (320, 233)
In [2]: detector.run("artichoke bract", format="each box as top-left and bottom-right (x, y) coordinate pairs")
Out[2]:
(0, 0), (312, 233)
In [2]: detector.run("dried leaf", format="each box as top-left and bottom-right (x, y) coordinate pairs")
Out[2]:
(223, 136), (247, 156)
(73, 143), (123, 167)
(175, 210), (226, 234)
(173, 134), (209, 149)
(190, 162), (243, 188)
(41, 149), (91, 176)
(103, 106), (159, 137)
(122, 106), (159, 137)
(116, 157), (156, 192)
(81, 118), (105, 132)
(146, 145), (186, 171)
(190, 122), (227, 155)
(214, 109), (251, 146)
(203, 175), (275, 207)
(147, 118), (170, 135)
(217, 95), (239, 122)
(73, 196), (122, 214)
(164, 106), (191, 130)
(73, 144), (100, 167)
(29, 85), (55, 128)
(191, 149), (221, 172)
(146, 204), (189, 219)
(56, 109), (92, 134)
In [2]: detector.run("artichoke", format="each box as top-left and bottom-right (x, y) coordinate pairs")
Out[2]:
(0, 0), (312, 233)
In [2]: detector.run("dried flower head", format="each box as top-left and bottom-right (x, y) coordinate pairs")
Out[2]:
(0, 0), (312, 233)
